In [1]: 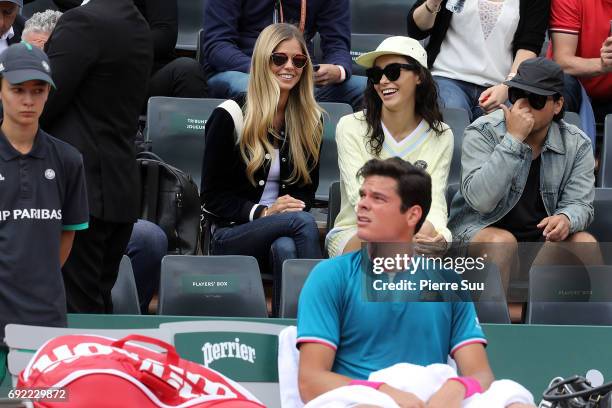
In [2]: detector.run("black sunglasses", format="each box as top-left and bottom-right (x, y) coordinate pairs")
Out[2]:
(508, 88), (552, 110)
(365, 63), (419, 84)
(270, 52), (308, 69)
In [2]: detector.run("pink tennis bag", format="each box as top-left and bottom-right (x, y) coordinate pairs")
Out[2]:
(18, 334), (266, 408)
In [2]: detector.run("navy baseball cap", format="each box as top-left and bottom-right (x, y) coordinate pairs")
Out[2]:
(0, 42), (55, 88)
(504, 57), (564, 96)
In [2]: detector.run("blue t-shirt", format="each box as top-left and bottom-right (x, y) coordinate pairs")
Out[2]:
(297, 250), (487, 380)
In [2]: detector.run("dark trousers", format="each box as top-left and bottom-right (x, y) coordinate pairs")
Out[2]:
(148, 57), (207, 99)
(126, 219), (168, 314)
(212, 211), (322, 316)
(62, 216), (134, 313)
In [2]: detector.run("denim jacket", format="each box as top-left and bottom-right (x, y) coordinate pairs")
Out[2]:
(448, 110), (595, 243)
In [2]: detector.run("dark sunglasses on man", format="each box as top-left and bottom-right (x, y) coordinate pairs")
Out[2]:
(365, 62), (419, 84)
(508, 87), (555, 110)
(270, 52), (309, 69)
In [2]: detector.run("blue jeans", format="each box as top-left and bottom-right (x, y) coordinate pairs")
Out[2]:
(212, 211), (322, 316)
(561, 73), (582, 113)
(563, 73), (612, 123)
(126, 220), (168, 314)
(208, 71), (367, 111)
(434, 76), (488, 122)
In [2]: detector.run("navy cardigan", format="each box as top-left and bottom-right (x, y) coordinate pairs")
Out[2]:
(201, 107), (321, 226)
(202, 0), (352, 78)
(407, 0), (550, 69)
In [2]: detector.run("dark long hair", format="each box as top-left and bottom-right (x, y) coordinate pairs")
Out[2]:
(363, 56), (444, 157)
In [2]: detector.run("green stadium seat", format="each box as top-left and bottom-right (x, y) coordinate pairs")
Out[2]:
(351, 0), (416, 35)
(196, 28), (205, 66)
(464, 263), (511, 324)
(176, 0), (203, 51)
(326, 181), (341, 232)
(527, 265), (612, 325)
(445, 182), (459, 214)
(350, 33), (392, 76)
(441, 107), (470, 185)
(279, 259), (322, 318)
(563, 111), (583, 131)
(587, 188), (612, 243)
(598, 115), (612, 187)
(145, 96), (224, 189)
(158, 255), (268, 318)
(110, 255), (141, 315)
(316, 102), (353, 202)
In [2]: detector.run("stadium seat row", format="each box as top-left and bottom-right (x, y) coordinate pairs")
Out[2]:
(145, 97), (607, 201)
(110, 252), (612, 326)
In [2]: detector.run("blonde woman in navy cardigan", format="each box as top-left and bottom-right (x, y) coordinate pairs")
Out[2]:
(201, 23), (323, 316)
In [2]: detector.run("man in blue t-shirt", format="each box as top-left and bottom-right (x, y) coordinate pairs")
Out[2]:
(297, 158), (523, 407)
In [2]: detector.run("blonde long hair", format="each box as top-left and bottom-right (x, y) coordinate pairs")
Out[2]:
(241, 23), (323, 186)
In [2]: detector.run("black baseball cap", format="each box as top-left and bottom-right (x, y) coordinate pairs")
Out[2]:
(504, 57), (564, 96)
(0, 42), (55, 88)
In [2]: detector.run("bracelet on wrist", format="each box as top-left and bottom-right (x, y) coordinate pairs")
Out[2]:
(448, 377), (482, 399)
(425, 1), (441, 13)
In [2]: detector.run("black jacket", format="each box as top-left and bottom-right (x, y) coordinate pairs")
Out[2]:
(40, 0), (154, 223)
(201, 107), (320, 226)
(133, 0), (178, 73)
(53, 0), (179, 74)
(9, 14), (24, 45)
(407, 0), (550, 68)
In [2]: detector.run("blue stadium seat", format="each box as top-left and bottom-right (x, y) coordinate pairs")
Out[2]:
(158, 255), (268, 317)
(317, 102), (353, 201)
(599, 115), (612, 187)
(176, 0), (204, 51)
(279, 259), (322, 318)
(441, 107), (470, 185)
(527, 264), (612, 325)
(145, 97), (224, 189)
(110, 255), (141, 315)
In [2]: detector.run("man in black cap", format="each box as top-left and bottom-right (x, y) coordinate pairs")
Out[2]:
(0, 43), (88, 377)
(448, 57), (597, 291)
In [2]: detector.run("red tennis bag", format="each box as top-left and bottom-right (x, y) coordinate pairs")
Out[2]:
(17, 334), (266, 408)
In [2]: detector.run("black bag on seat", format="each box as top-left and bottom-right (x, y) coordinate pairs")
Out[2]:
(137, 151), (200, 255)
(540, 376), (612, 407)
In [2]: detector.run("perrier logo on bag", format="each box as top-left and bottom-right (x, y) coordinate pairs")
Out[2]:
(202, 338), (257, 367)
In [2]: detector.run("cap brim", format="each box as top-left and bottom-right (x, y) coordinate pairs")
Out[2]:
(356, 50), (420, 68)
(3, 70), (55, 88)
(504, 79), (556, 96)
